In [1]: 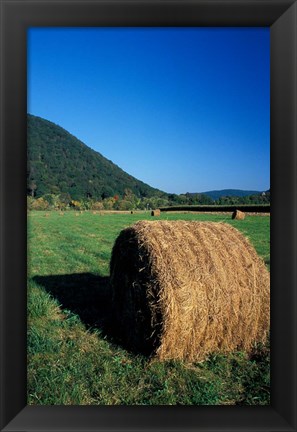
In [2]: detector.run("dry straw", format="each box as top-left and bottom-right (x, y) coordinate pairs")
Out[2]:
(110, 220), (270, 361)
(232, 209), (245, 220)
(151, 209), (161, 217)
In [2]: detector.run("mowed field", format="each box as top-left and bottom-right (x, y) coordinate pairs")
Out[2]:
(27, 210), (270, 405)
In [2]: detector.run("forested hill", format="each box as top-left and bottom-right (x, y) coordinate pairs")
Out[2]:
(27, 114), (165, 200)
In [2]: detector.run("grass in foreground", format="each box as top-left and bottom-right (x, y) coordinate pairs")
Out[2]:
(27, 210), (270, 405)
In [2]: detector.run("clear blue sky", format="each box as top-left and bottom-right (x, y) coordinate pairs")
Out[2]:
(27, 27), (270, 194)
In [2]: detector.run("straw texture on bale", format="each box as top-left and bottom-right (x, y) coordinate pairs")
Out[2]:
(232, 209), (246, 220)
(151, 209), (161, 217)
(110, 221), (270, 361)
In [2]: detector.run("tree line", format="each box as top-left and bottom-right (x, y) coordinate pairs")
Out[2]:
(27, 189), (270, 211)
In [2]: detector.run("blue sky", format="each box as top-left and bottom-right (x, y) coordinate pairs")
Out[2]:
(27, 27), (270, 194)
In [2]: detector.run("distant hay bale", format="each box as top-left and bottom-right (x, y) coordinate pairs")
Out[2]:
(232, 209), (245, 220)
(151, 209), (161, 217)
(110, 221), (270, 361)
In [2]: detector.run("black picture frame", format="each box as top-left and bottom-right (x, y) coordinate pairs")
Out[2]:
(1, 0), (296, 431)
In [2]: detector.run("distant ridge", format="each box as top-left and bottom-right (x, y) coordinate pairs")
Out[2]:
(199, 189), (262, 201)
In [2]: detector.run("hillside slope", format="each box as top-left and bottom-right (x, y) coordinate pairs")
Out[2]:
(27, 114), (165, 200)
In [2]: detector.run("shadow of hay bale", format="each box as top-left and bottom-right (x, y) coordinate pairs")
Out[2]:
(33, 273), (115, 340)
(110, 220), (270, 362)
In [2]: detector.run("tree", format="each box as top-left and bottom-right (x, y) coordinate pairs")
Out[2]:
(31, 197), (49, 210)
(103, 197), (116, 210)
(92, 201), (104, 211)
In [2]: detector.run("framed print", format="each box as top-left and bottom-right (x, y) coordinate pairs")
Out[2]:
(1, 0), (296, 431)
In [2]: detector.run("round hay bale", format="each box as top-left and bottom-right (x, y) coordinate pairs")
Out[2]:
(110, 221), (270, 361)
(151, 209), (161, 217)
(232, 209), (245, 220)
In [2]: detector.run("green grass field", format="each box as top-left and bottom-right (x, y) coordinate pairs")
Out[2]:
(27, 210), (270, 405)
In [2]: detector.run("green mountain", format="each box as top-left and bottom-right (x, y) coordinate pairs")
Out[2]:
(27, 114), (165, 201)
